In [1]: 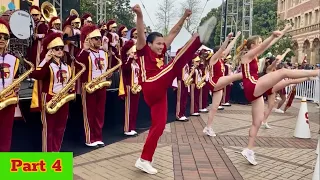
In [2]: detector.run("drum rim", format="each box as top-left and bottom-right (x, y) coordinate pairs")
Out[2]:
(9, 10), (35, 40)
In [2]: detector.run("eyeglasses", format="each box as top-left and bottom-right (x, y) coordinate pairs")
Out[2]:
(91, 36), (102, 40)
(53, 46), (64, 51)
(0, 34), (9, 41)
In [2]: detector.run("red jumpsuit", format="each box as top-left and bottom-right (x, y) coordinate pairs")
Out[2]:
(208, 59), (225, 92)
(176, 64), (189, 119)
(190, 66), (201, 114)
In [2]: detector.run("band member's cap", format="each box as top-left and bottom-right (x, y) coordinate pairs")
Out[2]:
(63, 15), (80, 29)
(81, 13), (92, 24)
(106, 20), (117, 30)
(118, 25), (128, 36)
(130, 28), (137, 38)
(43, 32), (64, 50)
(206, 52), (213, 60)
(192, 55), (200, 62)
(226, 55), (232, 59)
(0, 18), (10, 35)
(30, 6), (41, 15)
(121, 40), (136, 60)
(80, 24), (101, 44)
(49, 17), (61, 28)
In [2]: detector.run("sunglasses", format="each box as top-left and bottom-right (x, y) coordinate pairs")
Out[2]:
(0, 34), (9, 41)
(53, 46), (64, 51)
(91, 36), (102, 40)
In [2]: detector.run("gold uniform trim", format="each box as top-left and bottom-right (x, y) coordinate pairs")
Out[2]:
(87, 29), (101, 39)
(72, 18), (81, 23)
(0, 24), (9, 35)
(30, 9), (40, 15)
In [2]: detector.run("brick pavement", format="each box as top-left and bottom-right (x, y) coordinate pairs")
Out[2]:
(73, 100), (319, 180)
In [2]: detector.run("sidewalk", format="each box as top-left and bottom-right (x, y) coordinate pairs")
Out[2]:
(73, 100), (319, 180)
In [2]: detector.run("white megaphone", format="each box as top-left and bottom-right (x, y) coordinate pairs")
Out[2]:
(294, 97), (311, 138)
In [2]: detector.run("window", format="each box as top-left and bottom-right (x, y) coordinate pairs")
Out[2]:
(294, 17), (298, 28)
(315, 9), (319, 23)
(298, 16), (301, 28)
(305, 13), (308, 26)
(308, 12), (312, 25)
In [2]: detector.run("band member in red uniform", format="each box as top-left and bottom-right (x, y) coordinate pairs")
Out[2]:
(63, 15), (81, 57)
(0, 19), (21, 152)
(30, 33), (72, 152)
(237, 24), (319, 165)
(118, 25), (129, 48)
(221, 55), (233, 106)
(106, 20), (120, 68)
(198, 49), (210, 113)
(175, 49), (190, 121)
(203, 32), (242, 137)
(190, 55), (201, 116)
(77, 24), (109, 148)
(48, 17), (62, 34)
(81, 13), (93, 27)
(120, 40), (141, 136)
(132, 4), (217, 174)
(28, 5), (48, 66)
(130, 28), (138, 44)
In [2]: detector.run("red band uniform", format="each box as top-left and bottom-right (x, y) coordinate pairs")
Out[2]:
(81, 13), (93, 27)
(208, 59), (225, 92)
(119, 40), (141, 135)
(48, 17), (63, 34)
(30, 33), (72, 152)
(190, 55), (201, 116)
(106, 20), (120, 68)
(221, 55), (232, 106)
(199, 51), (212, 112)
(118, 25), (129, 48)
(77, 25), (108, 147)
(28, 6), (48, 66)
(0, 19), (20, 151)
(63, 15), (81, 57)
(175, 62), (189, 121)
(137, 36), (203, 162)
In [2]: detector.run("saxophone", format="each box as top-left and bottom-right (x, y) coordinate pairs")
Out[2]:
(131, 83), (142, 94)
(85, 54), (122, 94)
(184, 66), (196, 87)
(46, 60), (86, 114)
(0, 58), (34, 110)
(196, 67), (207, 89)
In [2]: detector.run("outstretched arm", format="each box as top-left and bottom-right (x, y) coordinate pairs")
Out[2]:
(209, 33), (233, 66)
(164, 9), (192, 47)
(223, 31), (241, 57)
(132, 5), (146, 50)
(278, 48), (291, 61)
(267, 24), (292, 49)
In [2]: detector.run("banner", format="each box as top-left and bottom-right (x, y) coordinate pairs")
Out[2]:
(0, 152), (73, 179)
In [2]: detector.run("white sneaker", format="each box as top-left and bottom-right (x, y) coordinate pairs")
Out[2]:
(199, 108), (209, 113)
(218, 106), (224, 110)
(191, 113), (200, 116)
(177, 116), (188, 121)
(261, 122), (271, 129)
(241, 148), (257, 165)
(274, 109), (284, 113)
(125, 131), (136, 136)
(198, 16), (217, 44)
(135, 158), (158, 175)
(131, 130), (138, 135)
(85, 142), (98, 147)
(221, 103), (231, 106)
(203, 126), (216, 137)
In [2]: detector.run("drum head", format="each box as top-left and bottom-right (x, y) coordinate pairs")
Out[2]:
(9, 10), (35, 40)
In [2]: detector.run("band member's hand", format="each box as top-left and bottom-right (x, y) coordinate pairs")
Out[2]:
(83, 40), (90, 50)
(184, 9), (192, 18)
(227, 32), (233, 38)
(284, 23), (292, 31)
(132, 4), (142, 15)
(45, 50), (53, 61)
(286, 48), (291, 52)
(272, 31), (282, 37)
(236, 31), (241, 37)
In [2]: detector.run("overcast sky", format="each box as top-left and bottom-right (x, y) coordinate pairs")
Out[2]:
(130, 0), (222, 30)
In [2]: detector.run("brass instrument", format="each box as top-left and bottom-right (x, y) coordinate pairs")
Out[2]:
(0, 58), (34, 110)
(46, 59), (86, 114)
(196, 67), (207, 89)
(41, 1), (58, 23)
(184, 66), (196, 87)
(85, 54), (122, 94)
(131, 83), (142, 94)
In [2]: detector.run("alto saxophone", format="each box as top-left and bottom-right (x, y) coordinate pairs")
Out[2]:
(85, 54), (122, 94)
(131, 83), (142, 94)
(184, 66), (196, 87)
(196, 68), (207, 89)
(0, 58), (34, 110)
(46, 59), (86, 114)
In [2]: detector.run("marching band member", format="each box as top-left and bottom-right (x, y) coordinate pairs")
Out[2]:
(221, 55), (233, 107)
(118, 25), (129, 48)
(175, 48), (189, 121)
(0, 19), (21, 152)
(48, 16), (62, 34)
(29, 32), (72, 152)
(198, 49), (210, 113)
(63, 15), (81, 57)
(81, 13), (93, 27)
(28, 5), (48, 66)
(120, 40), (141, 136)
(190, 55), (201, 116)
(132, 4), (216, 174)
(130, 28), (138, 44)
(100, 22), (109, 52)
(203, 32), (243, 137)
(77, 24), (109, 148)
(106, 20), (120, 68)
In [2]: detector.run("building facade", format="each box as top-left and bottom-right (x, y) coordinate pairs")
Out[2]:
(278, 0), (320, 64)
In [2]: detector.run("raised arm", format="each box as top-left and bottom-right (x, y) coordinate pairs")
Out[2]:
(209, 33), (233, 66)
(267, 24), (292, 49)
(164, 9), (192, 47)
(223, 31), (241, 57)
(243, 31), (282, 61)
(132, 5), (146, 50)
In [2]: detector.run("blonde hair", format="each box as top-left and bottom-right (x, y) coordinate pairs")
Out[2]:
(235, 35), (261, 64)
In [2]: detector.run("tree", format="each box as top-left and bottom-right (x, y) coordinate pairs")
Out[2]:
(180, 0), (202, 33)
(155, 0), (176, 36)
